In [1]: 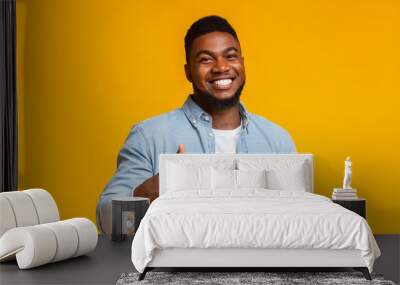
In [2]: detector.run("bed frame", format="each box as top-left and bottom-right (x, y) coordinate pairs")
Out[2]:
(140, 248), (371, 280)
(138, 154), (372, 281)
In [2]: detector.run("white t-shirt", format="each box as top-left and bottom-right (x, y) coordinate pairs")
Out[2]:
(212, 123), (242, 154)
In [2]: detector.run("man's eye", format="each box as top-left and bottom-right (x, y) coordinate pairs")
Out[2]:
(227, 54), (238, 60)
(200, 57), (212, 63)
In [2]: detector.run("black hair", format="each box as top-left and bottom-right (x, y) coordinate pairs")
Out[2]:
(184, 15), (239, 63)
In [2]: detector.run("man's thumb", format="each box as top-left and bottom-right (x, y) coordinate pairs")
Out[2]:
(177, 144), (185, 154)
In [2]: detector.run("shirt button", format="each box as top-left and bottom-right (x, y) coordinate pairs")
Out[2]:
(209, 132), (213, 137)
(204, 116), (209, 121)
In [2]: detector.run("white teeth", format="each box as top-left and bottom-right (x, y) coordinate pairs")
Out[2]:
(214, 79), (232, 86)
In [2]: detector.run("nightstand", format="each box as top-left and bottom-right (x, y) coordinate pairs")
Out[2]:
(111, 197), (150, 242)
(332, 198), (366, 218)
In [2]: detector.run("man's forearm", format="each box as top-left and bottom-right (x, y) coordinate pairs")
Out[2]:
(133, 174), (159, 202)
(132, 144), (184, 202)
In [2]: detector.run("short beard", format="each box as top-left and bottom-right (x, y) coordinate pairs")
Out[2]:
(192, 81), (245, 111)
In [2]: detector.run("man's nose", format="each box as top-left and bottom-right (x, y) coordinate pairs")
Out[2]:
(212, 58), (230, 73)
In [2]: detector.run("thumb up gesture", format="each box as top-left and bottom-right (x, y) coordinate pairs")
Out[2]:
(176, 144), (185, 154)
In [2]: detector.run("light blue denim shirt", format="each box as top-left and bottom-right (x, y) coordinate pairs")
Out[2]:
(96, 95), (296, 233)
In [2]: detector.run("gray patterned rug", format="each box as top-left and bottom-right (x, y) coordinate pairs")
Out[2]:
(116, 272), (396, 285)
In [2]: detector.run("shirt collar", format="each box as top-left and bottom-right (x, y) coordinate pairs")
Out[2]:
(182, 95), (249, 129)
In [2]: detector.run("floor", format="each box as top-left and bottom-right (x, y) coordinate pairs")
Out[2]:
(374, 234), (400, 284)
(0, 234), (398, 284)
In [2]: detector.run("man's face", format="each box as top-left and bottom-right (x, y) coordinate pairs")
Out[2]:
(185, 31), (245, 109)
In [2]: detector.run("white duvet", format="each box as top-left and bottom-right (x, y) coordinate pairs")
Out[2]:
(131, 190), (380, 273)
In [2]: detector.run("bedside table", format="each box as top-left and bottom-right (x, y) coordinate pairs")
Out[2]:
(332, 198), (366, 218)
(112, 197), (150, 242)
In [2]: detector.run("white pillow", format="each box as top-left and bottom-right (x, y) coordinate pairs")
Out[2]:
(237, 159), (309, 191)
(167, 162), (212, 191)
(212, 168), (236, 190)
(266, 162), (308, 191)
(211, 168), (268, 190)
(237, 169), (267, 189)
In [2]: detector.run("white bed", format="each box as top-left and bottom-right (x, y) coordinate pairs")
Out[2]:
(131, 154), (380, 280)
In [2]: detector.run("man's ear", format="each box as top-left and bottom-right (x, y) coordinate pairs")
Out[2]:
(184, 63), (192, 83)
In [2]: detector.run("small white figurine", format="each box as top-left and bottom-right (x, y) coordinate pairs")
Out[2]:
(343, 156), (352, 189)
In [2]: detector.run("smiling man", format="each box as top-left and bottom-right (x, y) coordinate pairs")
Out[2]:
(96, 16), (296, 233)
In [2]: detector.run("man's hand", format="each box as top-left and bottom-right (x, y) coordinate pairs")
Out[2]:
(133, 144), (185, 202)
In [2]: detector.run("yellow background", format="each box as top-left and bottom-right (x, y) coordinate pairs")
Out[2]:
(16, 0), (399, 233)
